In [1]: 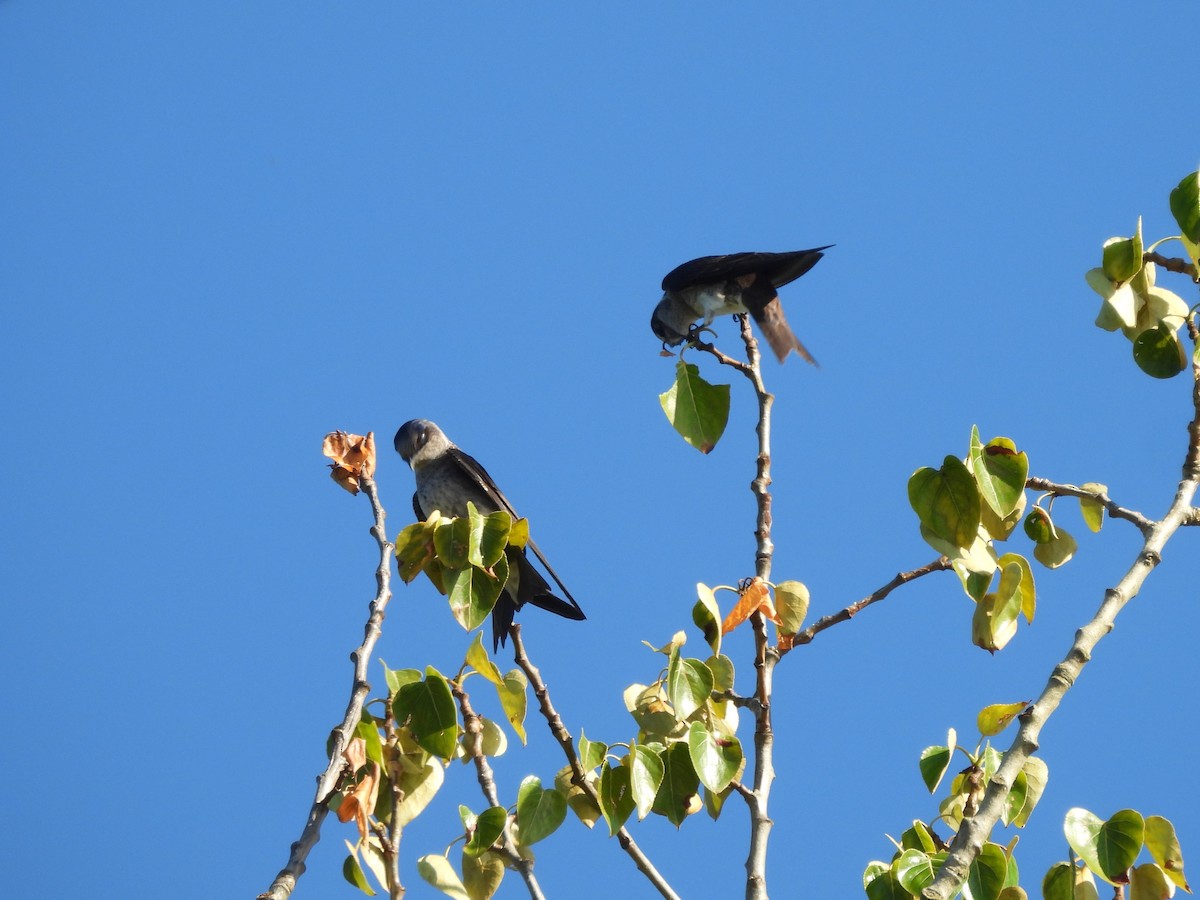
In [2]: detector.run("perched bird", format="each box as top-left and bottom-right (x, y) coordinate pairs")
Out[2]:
(393, 419), (585, 650)
(651, 247), (832, 364)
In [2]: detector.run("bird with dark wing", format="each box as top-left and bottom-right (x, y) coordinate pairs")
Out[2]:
(393, 419), (586, 650)
(651, 246), (832, 364)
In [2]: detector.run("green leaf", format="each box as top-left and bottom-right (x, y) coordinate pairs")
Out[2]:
(1097, 281), (1140, 332)
(624, 682), (680, 740)
(1065, 807), (1145, 884)
(865, 869), (909, 900)
(704, 654), (735, 693)
(448, 553), (508, 632)
(465, 806), (508, 857)
(1033, 526), (1077, 569)
(598, 760), (636, 835)
(659, 361), (731, 453)
(668, 656), (714, 721)
(981, 486), (1026, 542)
(497, 669), (528, 745)
(919, 743), (952, 794)
(394, 671), (459, 760)
(507, 516), (529, 549)
(417, 854), (470, 900)
(392, 749), (444, 826)
(1002, 769), (1027, 827)
(477, 718), (507, 757)
(1102, 223), (1144, 283)
(434, 515), (471, 569)
(977, 700), (1025, 737)
(630, 744), (665, 820)
(515, 776), (566, 846)
(1170, 169), (1200, 244)
(383, 665), (423, 696)
(900, 821), (938, 853)
(466, 504), (511, 569)
(652, 740), (701, 827)
(343, 845), (378, 896)
(965, 842), (1009, 900)
(1128, 862), (1173, 900)
(461, 849), (505, 900)
(909, 455), (982, 549)
(1078, 483), (1107, 533)
(972, 563), (1025, 653)
(686, 721), (743, 793)
(577, 731), (607, 772)
(969, 429), (1029, 518)
(1010, 756), (1048, 828)
(395, 520), (438, 584)
(1143, 815), (1189, 891)
(354, 711), (384, 767)
(692, 582), (722, 655)
(773, 580), (810, 634)
(1133, 323), (1187, 379)
(894, 848), (937, 894)
(1023, 507), (1054, 543)
(997, 552), (1036, 624)
(703, 784), (732, 820)
(1041, 862), (1073, 900)
(464, 633), (504, 685)
(555, 765), (601, 829)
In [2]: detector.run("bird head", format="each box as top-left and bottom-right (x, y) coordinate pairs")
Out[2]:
(650, 295), (688, 346)
(394, 419), (450, 469)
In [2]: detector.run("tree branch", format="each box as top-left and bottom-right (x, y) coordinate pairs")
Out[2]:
(259, 475), (395, 900)
(508, 627), (681, 900)
(452, 681), (544, 900)
(1025, 477), (1154, 534)
(1143, 250), (1198, 279)
(785, 557), (953, 651)
(923, 364), (1200, 899)
(696, 316), (781, 900)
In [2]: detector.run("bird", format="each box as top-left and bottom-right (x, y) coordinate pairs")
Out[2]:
(651, 247), (831, 363)
(393, 419), (585, 651)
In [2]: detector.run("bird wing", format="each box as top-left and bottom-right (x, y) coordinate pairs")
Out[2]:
(446, 447), (584, 618)
(662, 247), (832, 291)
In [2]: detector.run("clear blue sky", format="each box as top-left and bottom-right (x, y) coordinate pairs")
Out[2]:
(2, 3), (1196, 898)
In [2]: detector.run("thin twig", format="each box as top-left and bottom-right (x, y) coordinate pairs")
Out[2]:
(696, 316), (779, 900)
(382, 716), (405, 899)
(509, 627), (681, 900)
(1026, 477), (1154, 534)
(923, 361), (1200, 899)
(258, 475), (394, 900)
(452, 681), (544, 900)
(1143, 250), (1198, 279)
(785, 557), (953, 651)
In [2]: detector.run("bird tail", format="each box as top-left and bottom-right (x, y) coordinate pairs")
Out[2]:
(763, 247), (830, 288)
(492, 550), (586, 649)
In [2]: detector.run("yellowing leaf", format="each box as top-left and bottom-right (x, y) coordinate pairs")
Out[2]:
(1078, 483), (1108, 533)
(977, 701), (1027, 737)
(774, 580), (810, 634)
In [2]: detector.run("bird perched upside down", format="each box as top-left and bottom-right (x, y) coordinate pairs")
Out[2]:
(651, 246), (831, 364)
(393, 419), (586, 650)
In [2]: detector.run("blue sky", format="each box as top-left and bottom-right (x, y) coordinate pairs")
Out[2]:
(2, 3), (1197, 898)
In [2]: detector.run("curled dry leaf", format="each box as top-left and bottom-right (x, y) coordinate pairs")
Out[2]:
(336, 736), (380, 842)
(323, 431), (377, 494)
(721, 579), (780, 634)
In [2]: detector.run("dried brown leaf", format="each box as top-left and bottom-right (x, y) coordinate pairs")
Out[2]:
(721, 579), (779, 634)
(323, 431), (377, 494)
